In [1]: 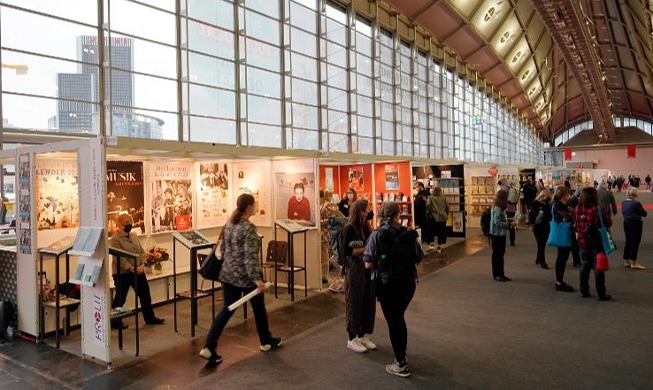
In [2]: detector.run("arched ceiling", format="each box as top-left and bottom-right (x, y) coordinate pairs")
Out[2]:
(382, 0), (653, 143)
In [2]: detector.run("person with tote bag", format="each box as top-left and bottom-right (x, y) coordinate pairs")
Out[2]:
(550, 187), (575, 292)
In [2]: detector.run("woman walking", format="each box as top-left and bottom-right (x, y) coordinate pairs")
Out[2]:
(551, 187), (575, 291)
(490, 190), (516, 282)
(622, 187), (647, 270)
(426, 187), (449, 253)
(528, 188), (552, 269)
(343, 199), (376, 353)
(575, 187), (612, 301)
(199, 194), (281, 364)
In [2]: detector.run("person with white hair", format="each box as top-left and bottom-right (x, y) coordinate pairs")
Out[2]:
(621, 187), (647, 269)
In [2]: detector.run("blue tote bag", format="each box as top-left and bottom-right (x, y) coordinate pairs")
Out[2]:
(597, 206), (617, 254)
(547, 205), (572, 247)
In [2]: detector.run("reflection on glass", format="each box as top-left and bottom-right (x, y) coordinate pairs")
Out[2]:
(188, 116), (237, 145)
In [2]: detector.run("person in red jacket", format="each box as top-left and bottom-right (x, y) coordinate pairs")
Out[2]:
(288, 182), (311, 222)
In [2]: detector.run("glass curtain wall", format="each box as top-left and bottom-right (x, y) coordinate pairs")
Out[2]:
(0, 0), (544, 164)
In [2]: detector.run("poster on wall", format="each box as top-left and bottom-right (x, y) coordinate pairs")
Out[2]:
(275, 172), (316, 227)
(347, 166), (365, 192)
(18, 154), (32, 254)
(196, 162), (232, 228)
(385, 164), (400, 190)
(452, 212), (463, 233)
(106, 161), (145, 237)
(147, 161), (193, 233)
(35, 160), (79, 231)
(325, 167), (335, 192)
(234, 161), (271, 226)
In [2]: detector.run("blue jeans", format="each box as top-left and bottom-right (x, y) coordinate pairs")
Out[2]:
(203, 282), (272, 351)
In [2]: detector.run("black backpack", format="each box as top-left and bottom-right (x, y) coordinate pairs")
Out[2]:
(326, 216), (348, 266)
(480, 208), (492, 237)
(376, 225), (423, 285)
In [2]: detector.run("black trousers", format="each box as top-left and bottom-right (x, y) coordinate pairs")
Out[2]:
(623, 220), (643, 261)
(433, 221), (447, 246)
(579, 246), (607, 297)
(533, 225), (550, 264)
(377, 279), (416, 364)
(112, 272), (156, 323)
(204, 282), (272, 351)
(491, 235), (506, 278)
(555, 247), (571, 283)
(506, 211), (516, 244)
(571, 231), (581, 266)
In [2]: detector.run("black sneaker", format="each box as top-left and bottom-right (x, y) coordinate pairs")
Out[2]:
(260, 337), (282, 352)
(598, 295), (612, 301)
(581, 292), (591, 298)
(555, 282), (575, 292)
(199, 348), (223, 363)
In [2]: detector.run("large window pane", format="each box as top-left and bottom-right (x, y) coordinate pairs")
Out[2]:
(247, 123), (282, 147)
(110, 0), (175, 45)
(3, 0), (97, 25)
(189, 84), (236, 119)
(245, 11), (279, 45)
(111, 70), (177, 112)
(187, 0), (234, 30)
(2, 93), (98, 133)
(291, 79), (318, 106)
(290, 2), (316, 33)
(242, 38), (280, 72)
(188, 116), (237, 145)
(292, 103), (318, 130)
(188, 21), (235, 60)
(246, 67), (281, 98)
(187, 52), (235, 90)
(292, 129), (318, 150)
(247, 95), (281, 124)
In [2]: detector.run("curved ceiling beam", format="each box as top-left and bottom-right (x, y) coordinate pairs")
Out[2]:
(532, 0), (615, 141)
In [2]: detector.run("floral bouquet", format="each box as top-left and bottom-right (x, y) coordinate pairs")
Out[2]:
(145, 246), (170, 269)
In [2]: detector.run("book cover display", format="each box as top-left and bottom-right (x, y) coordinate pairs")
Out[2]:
(196, 162), (232, 229)
(35, 160), (79, 231)
(106, 161), (145, 237)
(234, 161), (272, 226)
(147, 161), (194, 233)
(275, 172), (316, 227)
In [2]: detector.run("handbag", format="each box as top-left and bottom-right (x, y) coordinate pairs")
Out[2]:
(199, 230), (224, 281)
(595, 252), (610, 271)
(547, 205), (572, 247)
(597, 206), (617, 255)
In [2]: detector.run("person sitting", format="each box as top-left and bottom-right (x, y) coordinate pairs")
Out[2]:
(109, 214), (164, 329)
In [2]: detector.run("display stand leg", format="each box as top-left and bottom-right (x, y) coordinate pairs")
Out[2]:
(65, 253), (71, 334)
(290, 233), (295, 302)
(118, 326), (123, 350)
(134, 267), (139, 357)
(304, 232), (307, 298)
(190, 248), (197, 337)
(38, 254), (44, 343)
(173, 244), (178, 333)
(54, 253), (60, 349)
(274, 228), (279, 298)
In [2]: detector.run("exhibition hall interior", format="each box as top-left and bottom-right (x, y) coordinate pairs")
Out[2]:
(0, 0), (652, 388)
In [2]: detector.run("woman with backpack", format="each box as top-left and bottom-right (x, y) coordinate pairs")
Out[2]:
(528, 188), (553, 269)
(426, 187), (449, 253)
(342, 200), (376, 353)
(490, 190), (516, 282)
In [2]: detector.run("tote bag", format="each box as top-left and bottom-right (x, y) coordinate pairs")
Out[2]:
(547, 206), (572, 247)
(597, 206), (617, 255)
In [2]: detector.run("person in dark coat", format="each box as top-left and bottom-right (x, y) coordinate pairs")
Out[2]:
(528, 188), (552, 269)
(343, 200), (376, 353)
(551, 186), (575, 291)
(621, 187), (647, 270)
(412, 181), (431, 247)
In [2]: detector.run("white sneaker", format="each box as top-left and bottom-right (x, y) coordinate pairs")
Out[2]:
(385, 361), (411, 378)
(359, 335), (377, 350)
(347, 338), (367, 353)
(436, 246), (442, 253)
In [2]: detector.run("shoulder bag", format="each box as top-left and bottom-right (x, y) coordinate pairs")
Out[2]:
(547, 204), (571, 247)
(597, 205), (617, 254)
(199, 230), (224, 281)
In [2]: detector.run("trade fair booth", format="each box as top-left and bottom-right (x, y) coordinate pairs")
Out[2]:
(464, 164), (522, 228)
(0, 137), (324, 366)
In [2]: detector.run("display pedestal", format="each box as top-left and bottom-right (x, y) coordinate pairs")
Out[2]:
(172, 230), (214, 337)
(273, 220), (308, 302)
(108, 247), (140, 356)
(38, 237), (76, 349)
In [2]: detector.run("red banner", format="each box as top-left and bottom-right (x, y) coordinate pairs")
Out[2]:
(627, 144), (636, 159)
(563, 148), (572, 161)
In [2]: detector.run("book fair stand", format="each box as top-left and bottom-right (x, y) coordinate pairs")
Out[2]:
(0, 136), (330, 367)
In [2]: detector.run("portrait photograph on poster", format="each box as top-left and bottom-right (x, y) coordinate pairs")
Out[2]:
(234, 161), (271, 226)
(275, 172), (316, 227)
(106, 161), (145, 237)
(148, 162), (193, 233)
(197, 162), (232, 228)
(347, 166), (365, 192)
(35, 160), (79, 230)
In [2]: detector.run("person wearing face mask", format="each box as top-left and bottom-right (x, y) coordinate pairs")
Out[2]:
(339, 188), (357, 217)
(287, 182), (311, 222)
(109, 214), (164, 330)
(342, 200), (376, 354)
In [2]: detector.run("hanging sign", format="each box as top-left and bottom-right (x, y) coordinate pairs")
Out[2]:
(627, 145), (636, 159)
(564, 148), (573, 161)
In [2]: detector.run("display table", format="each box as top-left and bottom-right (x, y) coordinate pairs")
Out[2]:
(172, 230), (215, 337)
(38, 237), (76, 348)
(273, 220), (308, 302)
(108, 247), (140, 356)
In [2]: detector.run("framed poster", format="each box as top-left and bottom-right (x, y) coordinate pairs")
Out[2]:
(196, 162), (232, 229)
(347, 166), (365, 192)
(385, 164), (399, 190)
(35, 160), (79, 230)
(147, 161), (193, 234)
(234, 161), (271, 226)
(325, 167), (334, 191)
(106, 161), (145, 237)
(275, 171), (316, 227)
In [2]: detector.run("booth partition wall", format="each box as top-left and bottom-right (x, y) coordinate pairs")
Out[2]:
(0, 0), (543, 164)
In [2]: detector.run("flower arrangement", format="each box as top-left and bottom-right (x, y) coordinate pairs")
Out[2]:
(145, 246), (170, 268)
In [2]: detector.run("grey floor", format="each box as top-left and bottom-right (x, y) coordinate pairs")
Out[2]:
(1, 191), (652, 389)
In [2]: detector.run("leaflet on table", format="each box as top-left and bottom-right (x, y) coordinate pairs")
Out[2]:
(275, 219), (309, 233)
(39, 236), (75, 255)
(172, 229), (212, 249)
(69, 227), (104, 256)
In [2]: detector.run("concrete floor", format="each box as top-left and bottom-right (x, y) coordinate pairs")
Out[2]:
(1, 191), (652, 389)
